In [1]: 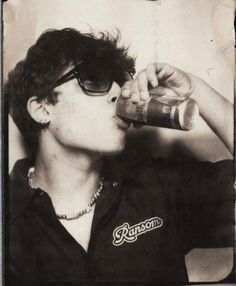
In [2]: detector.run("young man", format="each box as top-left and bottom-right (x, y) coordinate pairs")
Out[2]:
(6, 28), (234, 284)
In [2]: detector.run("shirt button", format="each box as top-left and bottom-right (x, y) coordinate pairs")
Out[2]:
(112, 181), (118, 188)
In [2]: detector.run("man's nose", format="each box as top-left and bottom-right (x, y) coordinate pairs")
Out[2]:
(107, 82), (121, 103)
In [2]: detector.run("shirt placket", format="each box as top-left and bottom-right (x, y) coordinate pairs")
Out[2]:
(86, 178), (122, 281)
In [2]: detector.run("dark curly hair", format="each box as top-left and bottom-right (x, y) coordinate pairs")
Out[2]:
(5, 28), (136, 154)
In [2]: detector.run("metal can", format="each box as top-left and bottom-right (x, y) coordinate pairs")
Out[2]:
(116, 96), (199, 131)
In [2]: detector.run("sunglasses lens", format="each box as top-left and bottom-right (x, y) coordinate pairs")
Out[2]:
(77, 67), (112, 94)
(82, 79), (111, 92)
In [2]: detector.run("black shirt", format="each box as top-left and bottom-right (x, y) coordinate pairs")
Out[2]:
(7, 156), (234, 285)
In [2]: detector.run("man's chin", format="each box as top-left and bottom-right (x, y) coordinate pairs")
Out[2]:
(99, 142), (126, 156)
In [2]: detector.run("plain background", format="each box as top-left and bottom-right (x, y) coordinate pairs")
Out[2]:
(3, 0), (235, 283)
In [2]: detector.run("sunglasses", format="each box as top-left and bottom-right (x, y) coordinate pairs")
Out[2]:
(55, 62), (133, 96)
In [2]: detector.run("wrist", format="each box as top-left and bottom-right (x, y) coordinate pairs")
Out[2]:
(188, 74), (206, 103)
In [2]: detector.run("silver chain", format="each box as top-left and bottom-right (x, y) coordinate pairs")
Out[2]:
(27, 166), (104, 220)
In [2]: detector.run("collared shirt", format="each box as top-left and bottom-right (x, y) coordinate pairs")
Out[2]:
(6, 156), (234, 285)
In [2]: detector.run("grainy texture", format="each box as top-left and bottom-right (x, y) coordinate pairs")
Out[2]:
(3, 0), (235, 283)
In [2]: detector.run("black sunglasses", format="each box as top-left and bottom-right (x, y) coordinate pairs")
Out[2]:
(55, 62), (133, 96)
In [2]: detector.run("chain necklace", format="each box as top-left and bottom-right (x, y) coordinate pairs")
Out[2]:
(27, 166), (104, 221)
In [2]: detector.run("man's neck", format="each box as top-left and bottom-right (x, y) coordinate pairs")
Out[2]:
(32, 139), (103, 214)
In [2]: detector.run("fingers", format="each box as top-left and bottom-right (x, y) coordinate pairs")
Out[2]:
(137, 70), (149, 101)
(121, 70), (151, 102)
(154, 63), (176, 82)
(121, 65), (160, 103)
(121, 80), (140, 102)
(121, 62), (193, 108)
(121, 81), (132, 98)
(121, 63), (183, 103)
(146, 64), (158, 87)
(151, 63), (193, 98)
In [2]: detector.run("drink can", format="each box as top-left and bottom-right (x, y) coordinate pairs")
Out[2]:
(116, 96), (199, 131)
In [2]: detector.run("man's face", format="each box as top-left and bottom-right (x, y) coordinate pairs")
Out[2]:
(47, 74), (130, 155)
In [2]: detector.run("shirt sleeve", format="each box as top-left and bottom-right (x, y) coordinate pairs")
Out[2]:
(156, 159), (235, 253)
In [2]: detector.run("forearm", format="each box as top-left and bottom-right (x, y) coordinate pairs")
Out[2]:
(190, 75), (234, 155)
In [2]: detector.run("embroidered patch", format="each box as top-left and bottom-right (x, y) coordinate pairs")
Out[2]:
(113, 216), (163, 246)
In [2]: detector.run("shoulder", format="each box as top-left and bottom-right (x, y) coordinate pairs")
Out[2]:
(9, 158), (35, 223)
(118, 154), (234, 193)
(153, 157), (234, 182)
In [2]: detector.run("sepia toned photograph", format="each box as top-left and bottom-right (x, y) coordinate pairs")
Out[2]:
(3, 0), (235, 285)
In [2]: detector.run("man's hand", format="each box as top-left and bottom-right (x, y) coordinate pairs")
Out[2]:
(121, 62), (233, 155)
(121, 63), (195, 104)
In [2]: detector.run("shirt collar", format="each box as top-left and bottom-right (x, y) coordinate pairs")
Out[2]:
(9, 156), (128, 223)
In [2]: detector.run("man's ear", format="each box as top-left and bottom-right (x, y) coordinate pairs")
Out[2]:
(27, 97), (51, 124)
